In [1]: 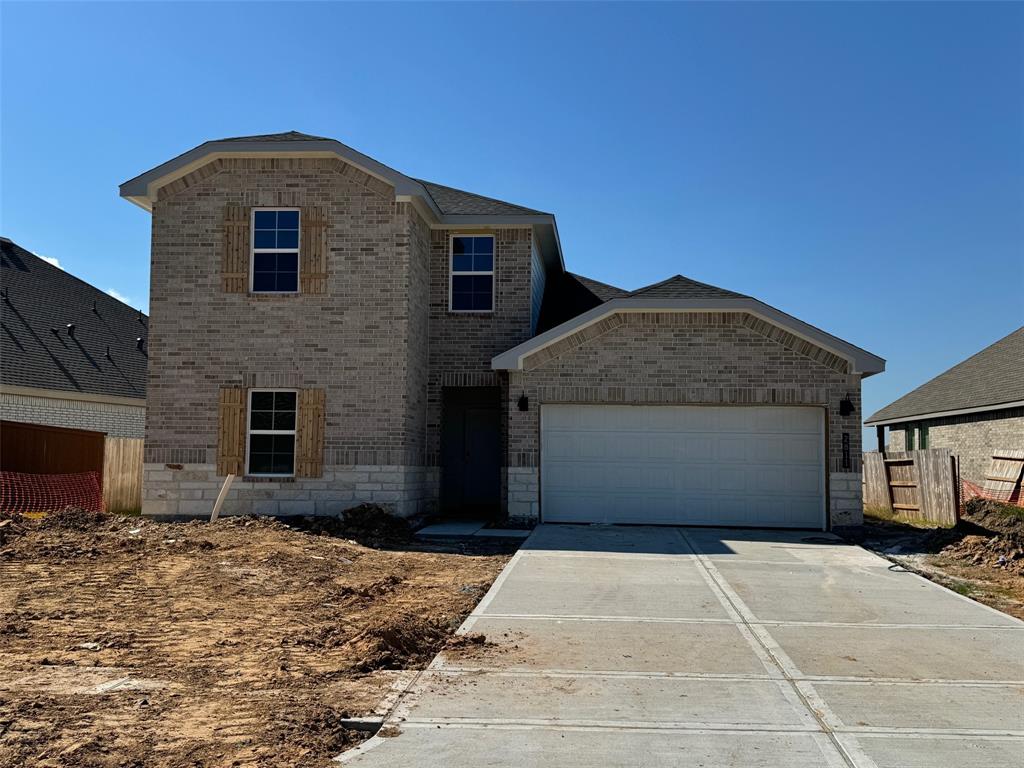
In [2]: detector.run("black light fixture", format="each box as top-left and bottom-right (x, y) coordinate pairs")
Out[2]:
(517, 394), (529, 412)
(839, 394), (854, 417)
(66, 323), (75, 338)
(136, 336), (146, 351)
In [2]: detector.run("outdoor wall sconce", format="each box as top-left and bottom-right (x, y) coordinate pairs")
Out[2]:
(66, 323), (75, 338)
(517, 394), (529, 412)
(136, 336), (146, 351)
(839, 394), (854, 417)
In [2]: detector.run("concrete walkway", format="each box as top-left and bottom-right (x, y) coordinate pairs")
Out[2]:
(342, 525), (1024, 767)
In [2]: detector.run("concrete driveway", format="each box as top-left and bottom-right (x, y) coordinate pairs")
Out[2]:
(343, 525), (1024, 767)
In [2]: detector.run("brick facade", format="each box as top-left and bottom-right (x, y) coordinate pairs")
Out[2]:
(887, 406), (1024, 484)
(143, 157), (437, 516)
(425, 228), (534, 465)
(504, 312), (863, 527)
(141, 153), (869, 528)
(1, 390), (145, 438)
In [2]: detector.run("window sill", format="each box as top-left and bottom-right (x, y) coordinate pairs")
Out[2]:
(448, 310), (495, 315)
(244, 475), (296, 483)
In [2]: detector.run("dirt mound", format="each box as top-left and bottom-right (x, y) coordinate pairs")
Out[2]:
(268, 703), (365, 760)
(347, 612), (448, 672)
(0, 508), (512, 767)
(35, 506), (111, 531)
(288, 504), (413, 547)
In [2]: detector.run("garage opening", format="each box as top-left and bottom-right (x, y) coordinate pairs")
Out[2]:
(540, 404), (826, 529)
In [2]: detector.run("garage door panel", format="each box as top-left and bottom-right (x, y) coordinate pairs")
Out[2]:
(541, 405), (824, 529)
(715, 436), (748, 463)
(679, 436), (714, 459)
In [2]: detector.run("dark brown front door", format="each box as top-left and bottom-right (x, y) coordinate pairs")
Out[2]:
(441, 388), (501, 518)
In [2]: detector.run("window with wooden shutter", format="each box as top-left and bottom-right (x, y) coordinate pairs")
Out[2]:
(222, 206), (251, 293)
(299, 206), (328, 295)
(216, 387), (247, 475)
(295, 388), (326, 478)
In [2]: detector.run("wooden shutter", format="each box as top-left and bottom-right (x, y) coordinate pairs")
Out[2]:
(222, 206), (250, 293)
(295, 389), (326, 478)
(299, 206), (328, 295)
(217, 388), (247, 475)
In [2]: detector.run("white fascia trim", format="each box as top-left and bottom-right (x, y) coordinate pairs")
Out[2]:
(865, 399), (1024, 427)
(491, 297), (886, 376)
(119, 139), (441, 217)
(0, 384), (146, 408)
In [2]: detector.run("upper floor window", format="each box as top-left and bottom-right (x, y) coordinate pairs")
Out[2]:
(247, 389), (297, 476)
(450, 235), (494, 312)
(252, 209), (299, 293)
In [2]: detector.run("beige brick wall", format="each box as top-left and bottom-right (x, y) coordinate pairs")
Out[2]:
(424, 228), (534, 465)
(143, 157), (445, 515)
(148, 157), (419, 466)
(887, 407), (1024, 483)
(505, 312), (863, 527)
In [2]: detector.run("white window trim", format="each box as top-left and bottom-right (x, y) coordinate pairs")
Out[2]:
(250, 207), (301, 295)
(449, 233), (495, 313)
(245, 388), (298, 477)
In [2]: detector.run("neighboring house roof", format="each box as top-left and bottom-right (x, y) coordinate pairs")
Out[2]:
(494, 271), (885, 376)
(416, 179), (547, 217)
(119, 131), (565, 273)
(0, 237), (148, 403)
(865, 326), (1024, 425)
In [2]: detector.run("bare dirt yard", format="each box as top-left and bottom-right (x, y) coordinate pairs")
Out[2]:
(848, 498), (1024, 620)
(0, 507), (515, 768)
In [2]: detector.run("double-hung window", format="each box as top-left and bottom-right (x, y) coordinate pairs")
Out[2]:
(252, 209), (300, 293)
(450, 235), (494, 312)
(247, 390), (297, 476)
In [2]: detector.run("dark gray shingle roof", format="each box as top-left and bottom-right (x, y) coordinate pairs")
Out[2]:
(570, 273), (628, 302)
(415, 179), (547, 216)
(217, 131), (331, 143)
(536, 272), (627, 333)
(1, 238), (148, 401)
(628, 274), (748, 300)
(866, 326), (1024, 423)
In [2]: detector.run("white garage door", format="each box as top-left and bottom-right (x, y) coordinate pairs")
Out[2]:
(541, 405), (825, 529)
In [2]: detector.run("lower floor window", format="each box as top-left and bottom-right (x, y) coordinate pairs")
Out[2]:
(248, 390), (296, 475)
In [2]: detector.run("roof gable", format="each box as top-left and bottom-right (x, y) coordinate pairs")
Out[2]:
(628, 275), (747, 300)
(0, 238), (148, 401)
(494, 272), (884, 376)
(866, 326), (1024, 424)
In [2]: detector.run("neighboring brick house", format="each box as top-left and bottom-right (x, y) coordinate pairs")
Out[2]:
(866, 327), (1024, 484)
(121, 132), (884, 529)
(0, 237), (147, 441)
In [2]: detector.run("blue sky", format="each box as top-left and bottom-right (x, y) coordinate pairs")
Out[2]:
(2, 2), (1022, 447)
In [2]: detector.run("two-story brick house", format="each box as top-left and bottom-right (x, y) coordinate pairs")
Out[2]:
(121, 132), (884, 529)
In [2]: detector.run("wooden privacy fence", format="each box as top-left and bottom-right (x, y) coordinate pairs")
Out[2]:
(102, 437), (144, 513)
(863, 448), (959, 526)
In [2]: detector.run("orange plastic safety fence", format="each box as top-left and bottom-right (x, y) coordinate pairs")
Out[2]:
(961, 478), (1023, 508)
(0, 471), (104, 514)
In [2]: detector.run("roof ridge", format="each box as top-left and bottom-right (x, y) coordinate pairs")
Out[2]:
(628, 273), (748, 299)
